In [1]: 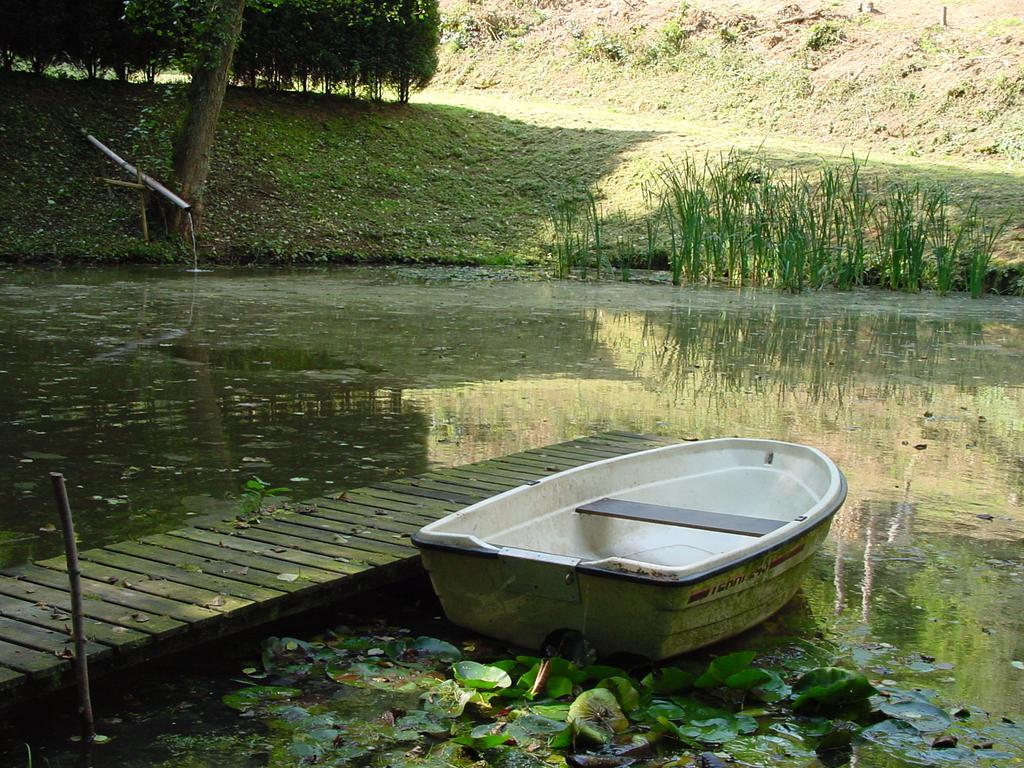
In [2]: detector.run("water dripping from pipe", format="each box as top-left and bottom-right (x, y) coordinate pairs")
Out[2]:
(184, 211), (213, 273)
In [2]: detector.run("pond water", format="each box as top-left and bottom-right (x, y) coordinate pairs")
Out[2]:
(0, 266), (1022, 765)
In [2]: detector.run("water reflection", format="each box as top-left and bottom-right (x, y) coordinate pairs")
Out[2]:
(0, 267), (1021, 717)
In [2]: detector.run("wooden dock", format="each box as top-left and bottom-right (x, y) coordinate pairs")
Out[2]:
(0, 432), (671, 710)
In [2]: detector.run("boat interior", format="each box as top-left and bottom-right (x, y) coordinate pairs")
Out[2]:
(488, 464), (822, 566)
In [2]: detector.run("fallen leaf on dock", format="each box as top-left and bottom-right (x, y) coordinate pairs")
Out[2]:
(277, 573), (299, 582)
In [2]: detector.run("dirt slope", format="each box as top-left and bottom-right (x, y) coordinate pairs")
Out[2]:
(435, 0), (1024, 161)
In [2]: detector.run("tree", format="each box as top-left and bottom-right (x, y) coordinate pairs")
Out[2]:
(390, 0), (440, 103)
(127, 0), (246, 232)
(170, 0), (246, 231)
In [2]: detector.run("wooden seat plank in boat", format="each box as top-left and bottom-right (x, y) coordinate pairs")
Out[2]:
(575, 497), (788, 537)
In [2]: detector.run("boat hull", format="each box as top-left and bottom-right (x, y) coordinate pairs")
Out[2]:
(418, 515), (832, 660)
(414, 438), (846, 660)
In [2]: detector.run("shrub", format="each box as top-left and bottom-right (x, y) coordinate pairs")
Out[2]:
(806, 21), (845, 52)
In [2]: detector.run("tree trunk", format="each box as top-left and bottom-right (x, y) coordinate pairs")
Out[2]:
(171, 0), (246, 233)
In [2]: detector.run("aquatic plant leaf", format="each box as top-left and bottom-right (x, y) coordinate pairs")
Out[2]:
(270, 705), (317, 723)
(724, 734), (818, 763)
(595, 676), (641, 713)
(794, 717), (835, 738)
(547, 657), (588, 684)
(676, 717), (745, 743)
(453, 723), (513, 749)
(857, 717), (971, 763)
(879, 697), (952, 732)
(667, 696), (733, 722)
(506, 713), (570, 747)
(568, 688), (629, 745)
(815, 721), (859, 752)
(641, 666), (694, 695)
(531, 703), (571, 720)
(386, 635), (462, 662)
(583, 664), (631, 682)
(549, 728), (574, 749)
(517, 657), (587, 695)
(424, 679), (475, 717)
(724, 668), (773, 691)
(749, 669), (791, 702)
(644, 702), (688, 722)
(791, 668), (877, 714)
(222, 685), (302, 711)
(289, 732), (324, 760)
(396, 710), (451, 736)
(546, 675), (575, 698)
(453, 661), (512, 690)
(695, 651), (757, 688)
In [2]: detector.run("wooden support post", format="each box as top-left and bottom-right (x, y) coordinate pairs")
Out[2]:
(51, 473), (96, 744)
(137, 168), (149, 243)
(940, 6), (947, 26)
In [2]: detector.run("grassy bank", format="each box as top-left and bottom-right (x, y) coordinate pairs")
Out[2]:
(1, 73), (1022, 279)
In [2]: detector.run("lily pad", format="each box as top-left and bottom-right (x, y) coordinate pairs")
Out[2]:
(641, 666), (694, 695)
(567, 688), (629, 745)
(791, 667), (877, 715)
(880, 696), (953, 732)
(695, 651), (758, 688)
(453, 660), (512, 690)
(222, 685), (302, 711)
(385, 635), (462, 663)
(595, 676), (640, 713)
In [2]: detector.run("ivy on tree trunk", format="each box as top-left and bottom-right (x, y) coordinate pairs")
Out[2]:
(171, 0), (245, 233)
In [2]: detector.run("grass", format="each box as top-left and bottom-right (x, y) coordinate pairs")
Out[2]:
(435, 3), (1024, 162)
(0, 74), (1021, 281)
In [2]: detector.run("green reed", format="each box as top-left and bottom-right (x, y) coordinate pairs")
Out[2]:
(551, 151), (1005, 296)
(875, 183), (928, 292)
(586, 189), (604, 280)
(965, 208), (1007, 298)
(922, 187), (963, 295)
(640, 180), (664, 269)
(551, 199), (581, 280)
(834, 157), (874, 290)
(663, 157), (707, 285)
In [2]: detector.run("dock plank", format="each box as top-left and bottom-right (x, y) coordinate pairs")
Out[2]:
(0, 575), (183, 636)
(0, 666), (23, 692)
(269, 515), (414, 557)
(9, 564), (223, 625)
(82, 549), (286, 603)
(105, 541), (309, 593)
(0, 595), (148, 649)
(170, 529), (366, 575)
(0, 616), (108, 659)
(333, 493), (450, 524)
(303, 502), (422, 534)
(196, 523), (400, 567)
(371, 481), (479, 506)
(0, 638), (69, 677)
(139, 534), (340, 585)
(35, 558), (254, 615)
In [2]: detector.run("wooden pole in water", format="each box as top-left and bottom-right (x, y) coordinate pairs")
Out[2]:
(51, 473), (96, 744)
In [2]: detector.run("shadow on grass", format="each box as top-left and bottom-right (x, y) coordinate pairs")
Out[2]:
(0, 73), (1020, 263)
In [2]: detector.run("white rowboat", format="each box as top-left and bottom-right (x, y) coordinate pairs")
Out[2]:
(413, 438), (847, 660)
